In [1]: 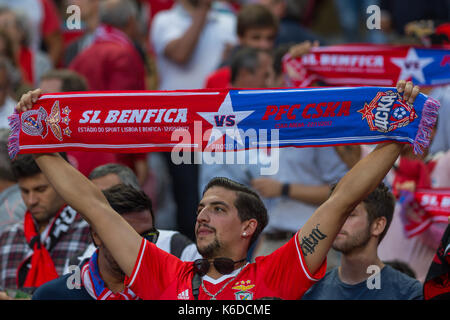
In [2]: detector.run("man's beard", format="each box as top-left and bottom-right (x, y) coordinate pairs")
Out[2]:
(197, 237), (221, 259)
(332, 226), (371, 254)
(103, 246), (125, 277)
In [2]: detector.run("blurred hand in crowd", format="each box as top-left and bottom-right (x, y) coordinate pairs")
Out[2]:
(251, 177), (282, 198)
(0, 291), (11, 300)
(334, 145), (362, 169)
(288, 40), (319, 58)
(404, 20), (435, 38)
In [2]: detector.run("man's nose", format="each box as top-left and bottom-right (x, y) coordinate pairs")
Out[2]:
(259, 39), (273, 50)
(196, 207), (210, 223)
(26, 192), (39, 206)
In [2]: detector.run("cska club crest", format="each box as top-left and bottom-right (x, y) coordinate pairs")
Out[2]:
(358, 90), (417, 133)
(21, 101), (71, 141)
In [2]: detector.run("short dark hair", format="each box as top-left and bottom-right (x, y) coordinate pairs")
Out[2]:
(103, 183), (154, 224)
(202, 177), (268, 247)
(230, 47), (271, 84)
(99, 0), (138, 29)
(40, 69), (88, 92)
(89, 163), (140, 190)
(363, 183), (395, 243)
(11, 153), (68, 180)
(330, 182), (395, 243)
(237, 4), (278, 37)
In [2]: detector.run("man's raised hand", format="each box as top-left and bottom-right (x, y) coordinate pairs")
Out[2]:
(16, 89), (42, 113)
(396, 80), (420, 104)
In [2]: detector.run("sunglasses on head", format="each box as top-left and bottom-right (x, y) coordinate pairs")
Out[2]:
(141, 228), (159, 244)
(193, 257), (246, 276)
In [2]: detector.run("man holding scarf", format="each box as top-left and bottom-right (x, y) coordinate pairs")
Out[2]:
(32, 184), (158, 300)
(0, 154), (91, 293)
(13, 80), (426, 300)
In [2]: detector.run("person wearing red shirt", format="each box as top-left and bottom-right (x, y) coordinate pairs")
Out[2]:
(69, 0), (146, 91)
(69, 0), (149, 184)
(17, 81), (421, 300)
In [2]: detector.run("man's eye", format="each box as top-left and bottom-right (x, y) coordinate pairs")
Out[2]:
(215, 207), (224, 212)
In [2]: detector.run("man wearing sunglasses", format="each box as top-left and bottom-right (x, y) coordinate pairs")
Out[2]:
(59, 162), (201, 274)
(21, 80), (420, 300)
(33, 163), (200, 300)
(32, 183), (157, 300)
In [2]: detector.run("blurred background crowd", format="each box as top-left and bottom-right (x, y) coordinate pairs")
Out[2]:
(0, 0), (449, 298)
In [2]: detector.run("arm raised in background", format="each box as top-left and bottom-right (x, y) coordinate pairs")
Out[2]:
(162, 0), (212, 65)
(298, 80), (420, 274)
(34, 153), (141, 276)
(251, 178), (331, 206)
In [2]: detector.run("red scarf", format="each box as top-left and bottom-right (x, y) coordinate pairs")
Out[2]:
(399, 188), (450, 238)
(393, 156), (448, 240)
(6, 88), (439, 159)
(17, 206), (77, 288)
(392, 156), (435, 198)
(282, 44), (450, 87)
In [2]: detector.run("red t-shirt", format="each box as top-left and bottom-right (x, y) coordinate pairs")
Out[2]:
(69, 41), (146, 91)
(41, 0), (61, 37)
(66, 151), (119, 177)
(125, 231), (326, 300)
(204, 66), (231, 89)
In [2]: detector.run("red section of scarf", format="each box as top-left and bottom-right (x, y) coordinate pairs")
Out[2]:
(21, 211), (59, 288)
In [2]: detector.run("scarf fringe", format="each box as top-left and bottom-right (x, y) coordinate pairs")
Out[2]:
(7, 111), (20, 159)
(413, 97), (440, 155)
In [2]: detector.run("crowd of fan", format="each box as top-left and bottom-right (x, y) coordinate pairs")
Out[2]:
(0, 0), (449, 300)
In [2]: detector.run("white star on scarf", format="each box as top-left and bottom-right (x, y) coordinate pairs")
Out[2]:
(391, 48), (434, 84)
(197, 93), (254, 147)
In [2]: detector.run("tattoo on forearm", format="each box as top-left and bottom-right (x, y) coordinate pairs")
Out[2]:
(300, 225), (327, 256)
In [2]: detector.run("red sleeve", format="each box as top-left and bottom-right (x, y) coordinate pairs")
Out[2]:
(41, 0), (62, 36)
(255, 231), (327, 300)
(125, 238), (186, 300)
(204, 67), (231, 89)
(107, 50), (146, 90)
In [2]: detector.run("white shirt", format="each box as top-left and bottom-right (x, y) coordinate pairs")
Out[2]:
(264, 147), (348, 232)
(0, 96), (17, 129)
(150, 4), (237, 90)
(156, 229), (202, 261)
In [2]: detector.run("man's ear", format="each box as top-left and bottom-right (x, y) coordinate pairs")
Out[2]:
(242, 219), (258, 239)
(371, 216), (387, 239)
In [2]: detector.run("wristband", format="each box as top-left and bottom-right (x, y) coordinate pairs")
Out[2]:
(281, 183), (290, 197)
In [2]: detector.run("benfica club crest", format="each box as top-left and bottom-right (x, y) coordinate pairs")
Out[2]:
(358, 91), (417, 133)
(232, 280), (255, 300)
(21, 101), (72, 141)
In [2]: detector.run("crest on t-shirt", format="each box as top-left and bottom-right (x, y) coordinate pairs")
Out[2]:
(232, 280), (255, 300)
